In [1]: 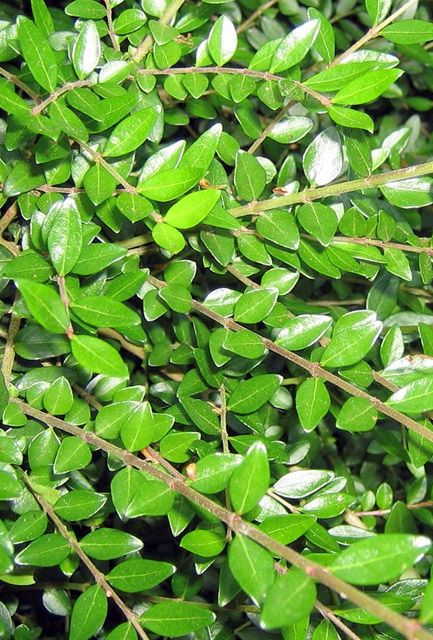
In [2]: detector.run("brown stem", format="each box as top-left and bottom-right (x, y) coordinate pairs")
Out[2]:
(132, 0), (185, 63)
(14, 401), (433, 640)
(78, 141), (135, 192)
(332, 0), (417, 65)
(32, 80), (93, 116)
(0, 202), (18, 236)
(237, 0), (279, 33)
(24, 475), (150, 640)
(354, 500), (433, 518)
(1, 296), (21, 387)
(248, 100), (293, 154)
(56, 276), (74, 339)
(316, 601), (362, 640)
(0, 66), (40, 102)
(97, 327), (146, 360)
(103, 0), (120, 51)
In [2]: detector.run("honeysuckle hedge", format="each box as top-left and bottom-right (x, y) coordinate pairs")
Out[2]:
(2, 0), (433, 638)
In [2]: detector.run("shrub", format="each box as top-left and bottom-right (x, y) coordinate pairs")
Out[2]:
(1, 0), (433, 638)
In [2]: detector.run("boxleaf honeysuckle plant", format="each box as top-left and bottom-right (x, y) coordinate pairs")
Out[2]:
(3, 0), (433, 639)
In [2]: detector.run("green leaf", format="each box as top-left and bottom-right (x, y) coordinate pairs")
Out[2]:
(256, 209), (300, 250)
(104, 110), (157, 157)
(0, 80), (31, 117)
(16, 534), (70, 567)
(9, 511), (48, 544)
(259, 514), (314, 544)
(337, 397), (378, 432)
(83, 163), (117, 206)
(420, 577), (433, 624)
(120, 402), (155, 451)
(4, 250), (52, 283)
(261, 568), (316, 629)
(296, 377), (330, 431)
(321, 310), (383, 368)
(106, 623), (137, 640)
(387, 378), (433, 414)
(180, 397), (220, 435)
(116, 193), (153, 222)
(3, 160), (45, 197)
(49, 99), (89, 142)
(380, 177), (433, 208)
(267, 116), (313, 144)
(228, 374), (282, 414)
(18, 280), (69, 334)
(270, 20), (320, 73)
(55, 490), (106, 521)
(330, 534), (431, 585)
(366, 0), (391, 24)
(43, 376), (73, 415)
(234, 288), (278, 324)
(208, 16), (237, 66)
(228, 534), (275, 604)
(303, 126), (343, 186)
(223, 329), (266, 360)
(305, 61), (381, 92)
(71, 335), (129, 378)
(107, 559), (175, 592)
(308, 8), (335, 63)
(72, 243), (126, 276)
(138, 168), (203, 201)
(164, 190), (220, 229)
(180, 528), (226, 557)
(72, 20), (100, 79)
(332, 69), (403, 105)
(328, 106), (374, 133)
(70, 585), (107, 640)
(140, 602), (215, 637)
(382, 20), (433, 44)
(298, 203), (338, 246)
(0, 470), (22, 499)
(152, 223), (186, 254)
(234, 151), (266, 201)
(274, 469), (335, 498)
(47, 199), (82, 275)
(71, 295), (140, 328)
(80, 528), (143, 560)
(54, 437), (92, 474)
(229, 442), (270, 514)
(189, 453), (242, 494)
(159, 284), (192, 312)
(276, 314), (332, 351)
(18, 17), (57, 91)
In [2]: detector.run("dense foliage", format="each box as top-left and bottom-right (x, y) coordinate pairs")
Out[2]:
(2, 0), (433, 638)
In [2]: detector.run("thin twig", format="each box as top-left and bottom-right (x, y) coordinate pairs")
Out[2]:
(237, 0), (279, 33)
(353, 500), (433, 518)
(0, 202), (18, 236)
(1, 296), (21, 387)
(103, 0), (120, 51)
(0, 66), (40, 102)
(316, 601), (362, 640)
(32, 80), (93, 116)
(132, 0), (185, 63)
(24, 475), (150, 640)
(230, 159), (433, 216)
(98, 328), (146, 360)
(332, 0), (418, 65)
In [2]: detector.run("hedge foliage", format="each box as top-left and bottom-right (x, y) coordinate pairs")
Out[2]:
(1, 0), (433, 638)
